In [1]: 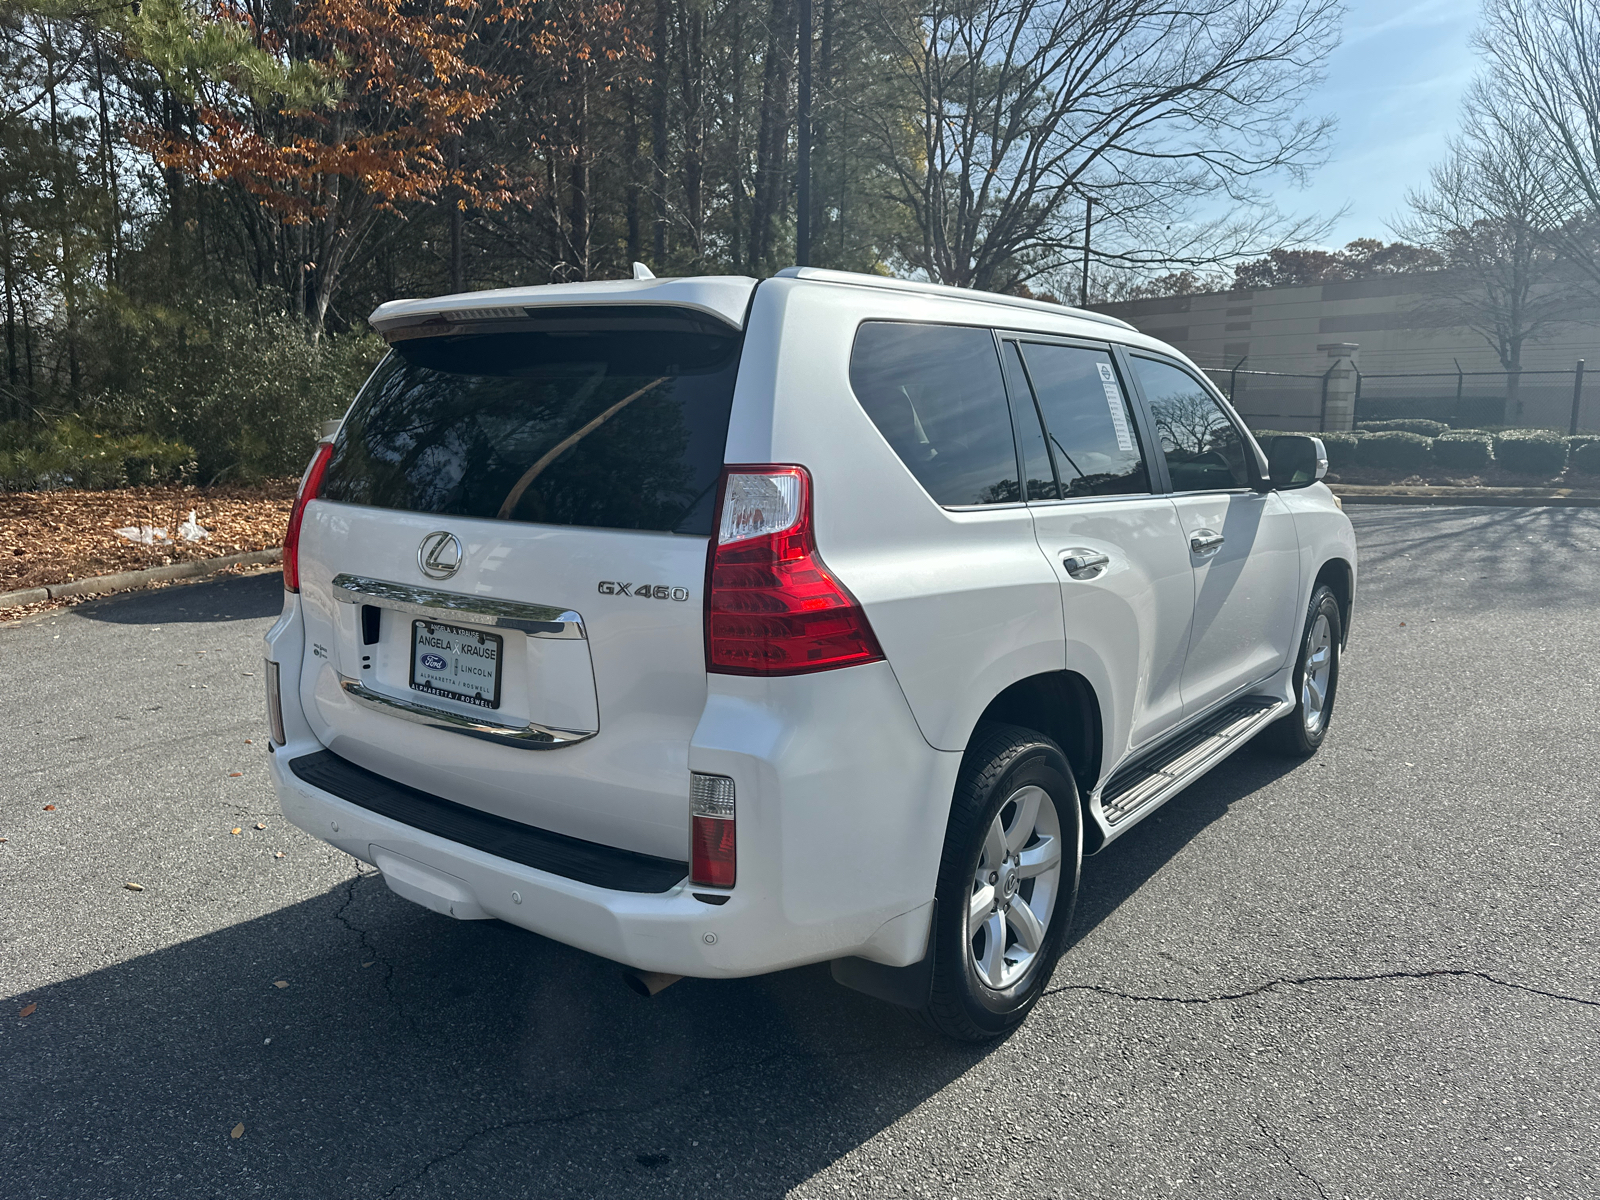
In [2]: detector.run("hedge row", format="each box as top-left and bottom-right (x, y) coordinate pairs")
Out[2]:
(1356, 419), (1449, 437)
(1249, 426), (1600, 476)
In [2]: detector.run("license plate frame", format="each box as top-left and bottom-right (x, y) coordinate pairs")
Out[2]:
(409, 619), (504, 710)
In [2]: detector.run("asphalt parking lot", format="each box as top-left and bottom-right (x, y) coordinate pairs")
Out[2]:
(3, 505), (1598, 1200)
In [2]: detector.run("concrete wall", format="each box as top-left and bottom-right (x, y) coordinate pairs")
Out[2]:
(1090, 274), (1600, 431)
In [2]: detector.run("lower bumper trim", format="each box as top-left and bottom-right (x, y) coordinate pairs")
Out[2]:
(288, 750), (688, 894)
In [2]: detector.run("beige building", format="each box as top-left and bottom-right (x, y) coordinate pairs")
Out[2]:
(1090, 275), (1600, 432)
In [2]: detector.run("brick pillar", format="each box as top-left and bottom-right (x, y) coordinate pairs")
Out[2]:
(1317, 341), (1360, 432)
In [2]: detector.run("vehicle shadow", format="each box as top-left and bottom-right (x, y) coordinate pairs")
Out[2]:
(2, 869), (982, 1199)
(3, 742), (1305, 1199)
(1067, 744), (1304, 952)
(71, 568), (284, 625)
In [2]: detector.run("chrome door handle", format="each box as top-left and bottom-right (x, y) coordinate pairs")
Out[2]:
(1062, 552), (1111, 579)
(1189, 530), (1224, 556)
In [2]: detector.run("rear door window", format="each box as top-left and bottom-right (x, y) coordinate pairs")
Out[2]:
(318, 317), (742, 535)
(848, 322), (1020, 506)
(1014, 342), (1150, 498)
(1130, 356), (1251, 491)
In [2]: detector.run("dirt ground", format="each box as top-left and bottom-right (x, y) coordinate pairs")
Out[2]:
(1, 482), (297, 596)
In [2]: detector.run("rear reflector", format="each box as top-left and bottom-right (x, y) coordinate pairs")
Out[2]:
(265, 660), (286, 746)
(706, 465), (884, 675)
(283, 440), (335, 593)
(690, 773), (736, 888)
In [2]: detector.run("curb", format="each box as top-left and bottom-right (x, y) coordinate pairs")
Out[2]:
(0, 548), (282, 611)
(1330, 487), (1600, 508)
(1335, 494), (1600, 507)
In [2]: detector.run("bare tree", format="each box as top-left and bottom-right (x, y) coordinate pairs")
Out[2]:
(1399, 87), (1581, 419)
(1474, 0), (1600, 297)
(855, 0), (1342, 291)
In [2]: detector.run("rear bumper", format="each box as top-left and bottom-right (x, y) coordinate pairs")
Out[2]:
(271, 742), (757, 975)
(267, 627), (961, 977)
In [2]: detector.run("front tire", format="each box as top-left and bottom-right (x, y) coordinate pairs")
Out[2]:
(1264, 583), (1342, 757)
(917, 724), (1083, 1042)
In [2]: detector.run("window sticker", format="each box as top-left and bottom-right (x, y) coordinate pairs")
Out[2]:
(1096, 362), (1136, 453)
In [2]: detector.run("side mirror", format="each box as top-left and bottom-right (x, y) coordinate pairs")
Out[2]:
(1266, 435), (1328, 490)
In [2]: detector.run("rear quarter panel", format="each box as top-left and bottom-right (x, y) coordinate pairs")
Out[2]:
(728, 279), (1067, 754)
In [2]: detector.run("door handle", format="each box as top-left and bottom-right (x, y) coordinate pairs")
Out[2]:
(1062, 552), (1111, 579)
(1189, 530), (1224, 556)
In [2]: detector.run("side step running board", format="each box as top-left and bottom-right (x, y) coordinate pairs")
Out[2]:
(1096, 696), (1289, 833)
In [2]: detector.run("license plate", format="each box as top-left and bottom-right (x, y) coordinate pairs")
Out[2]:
(410, 620), (503, 709)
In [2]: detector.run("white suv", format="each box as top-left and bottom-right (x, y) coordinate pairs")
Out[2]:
(264, 268), (1355, 1041)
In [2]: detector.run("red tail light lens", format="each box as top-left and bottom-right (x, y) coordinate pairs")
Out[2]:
(690, 772), (736, 888)
(705, 465), (884, 675)
(690, 816), (737, 888)
(283, 441), (335, 593)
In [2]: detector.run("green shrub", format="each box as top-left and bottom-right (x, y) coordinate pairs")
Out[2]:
(1431, 431), (1494, 470)
(0, 417), (195, 491)
(1357, 418), (1449, 437)
(1573, 440), (1600, 476)
(91, 300), (383, 483)
(1493, 430), (1569, 476)
(1318, 431), (1362, 471)
(1354, 430), (1432, 471)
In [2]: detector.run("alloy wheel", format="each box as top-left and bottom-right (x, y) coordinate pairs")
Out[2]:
(967, 785), (1064, 992)
(1301, 611), (1334, 735)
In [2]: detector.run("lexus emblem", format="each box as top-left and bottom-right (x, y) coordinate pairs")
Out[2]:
(417, 531), (464, 580)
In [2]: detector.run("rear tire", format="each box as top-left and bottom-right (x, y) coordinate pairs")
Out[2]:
(1263, 584), (1342, 757)
(916, 724), (1082, 1042)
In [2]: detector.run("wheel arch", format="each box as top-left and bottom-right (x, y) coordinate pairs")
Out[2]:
(969, 671), (1103, 843)
(1314, 556), (1354, 647)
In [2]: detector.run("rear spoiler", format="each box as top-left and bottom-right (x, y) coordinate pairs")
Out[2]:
(369, 277), (758, 343)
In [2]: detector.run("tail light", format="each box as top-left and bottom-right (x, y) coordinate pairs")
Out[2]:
(283, 440), (335, 593)
(705, 465), (884, 675)
(690, 773), (736, 888)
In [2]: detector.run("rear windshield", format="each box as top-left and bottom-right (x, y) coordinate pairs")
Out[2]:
(319, 321), (742, 536)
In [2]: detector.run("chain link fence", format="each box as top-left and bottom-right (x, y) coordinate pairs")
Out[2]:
(1203, 366), (1331, 431)
(1207, 361), (1596, 433)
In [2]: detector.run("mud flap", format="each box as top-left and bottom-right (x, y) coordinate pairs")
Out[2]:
(829, 900), (937, 1009)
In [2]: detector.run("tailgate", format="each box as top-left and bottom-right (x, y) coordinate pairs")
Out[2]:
(291, 307), (742, 862)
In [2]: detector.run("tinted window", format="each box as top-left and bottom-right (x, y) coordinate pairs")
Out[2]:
(318, 324), (741, 535)
(1001, 342), (1059, 500)
(1132, 357), (1251, 491)
(849, 323), (1019, 506)
(1016, 342), (1149, 498)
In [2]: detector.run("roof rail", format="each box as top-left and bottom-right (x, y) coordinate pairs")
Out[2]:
(773, 266), (1135, 332)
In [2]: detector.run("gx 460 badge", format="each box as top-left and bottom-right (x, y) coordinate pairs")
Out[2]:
(598, 581), (691, 601)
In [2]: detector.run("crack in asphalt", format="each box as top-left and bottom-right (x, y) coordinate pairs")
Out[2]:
(375, 1042), (878, 1198)
(1045, 968), (1600, 1009)
(1253, 1114), (1331, 1200)
(331, 868), (417, 1033)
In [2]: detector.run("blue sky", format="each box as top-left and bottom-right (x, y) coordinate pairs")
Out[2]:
(1273, 0), (1482, 247)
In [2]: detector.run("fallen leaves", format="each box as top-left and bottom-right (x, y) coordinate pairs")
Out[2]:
(231, 827), (243, 835)
(231, 1123), (244, 1139)
(272, 980), (288, 988)
(19, 1002), (37, 1018)
(1, 482), (297, 594)
(273, 851), (286, 859)
(125, 882), (143, 891)
(42, 804), (55, 811)
(229, 772), (243, 778)
(255, 822), (266, 830)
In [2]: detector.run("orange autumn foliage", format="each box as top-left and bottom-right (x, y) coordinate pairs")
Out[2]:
(143, 0), (517, 221)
